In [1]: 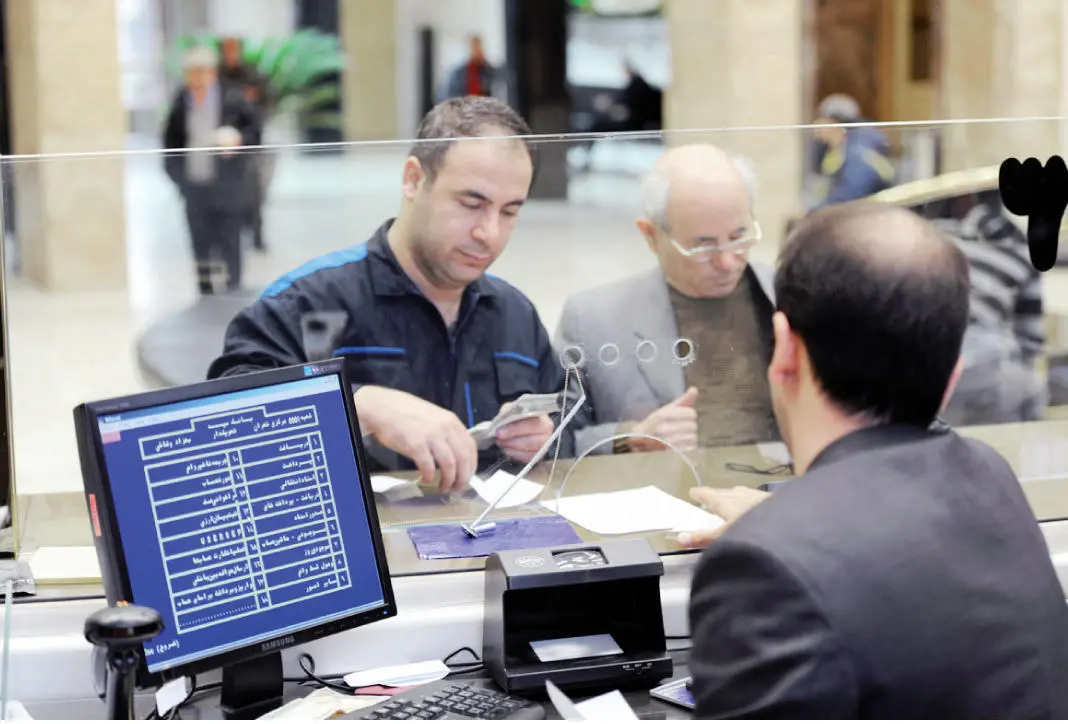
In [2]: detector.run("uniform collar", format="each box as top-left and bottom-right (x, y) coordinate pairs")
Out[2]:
(366, 219), (498, 300)
(808, 423), (945, 472)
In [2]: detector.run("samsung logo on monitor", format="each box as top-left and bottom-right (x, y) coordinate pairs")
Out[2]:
(260, 635), (295, 652)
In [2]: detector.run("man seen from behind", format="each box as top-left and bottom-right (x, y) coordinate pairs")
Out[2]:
(688, 203), (1068, 718)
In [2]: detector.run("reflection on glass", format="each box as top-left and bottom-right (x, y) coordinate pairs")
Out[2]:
(5, 118), (1068, 592)
(556, 144), (779, 455)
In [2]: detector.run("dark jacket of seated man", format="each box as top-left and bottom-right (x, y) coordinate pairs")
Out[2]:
(207, 220), (572, 472)
(688, 202), (1068, 719)
(690, 425), (1068, 718)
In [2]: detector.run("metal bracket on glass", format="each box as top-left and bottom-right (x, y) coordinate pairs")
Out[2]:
(461, 390), (586, 538)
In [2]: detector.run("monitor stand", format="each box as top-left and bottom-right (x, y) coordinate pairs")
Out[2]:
(218, 651), (284, 720)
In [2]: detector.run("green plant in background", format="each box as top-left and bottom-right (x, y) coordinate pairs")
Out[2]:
(568, 0), (664, 14)
(169, 29), (345, 132)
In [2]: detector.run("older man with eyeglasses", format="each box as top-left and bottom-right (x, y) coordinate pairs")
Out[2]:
(555, 144), (778, 456)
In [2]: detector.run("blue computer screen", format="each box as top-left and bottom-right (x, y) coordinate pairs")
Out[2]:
(94, 374), (386, 673)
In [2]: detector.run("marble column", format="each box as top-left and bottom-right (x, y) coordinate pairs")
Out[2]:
(940, 0), (1067, 172)
(339, 0), (398, 141)
(664, 0), (806, 258)
(4, 0), (127, 291)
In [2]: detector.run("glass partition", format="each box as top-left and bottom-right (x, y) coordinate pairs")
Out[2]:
(6, 118), (1068, 595)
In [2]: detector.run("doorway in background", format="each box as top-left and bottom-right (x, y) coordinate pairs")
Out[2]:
(812, 0), (939, 182)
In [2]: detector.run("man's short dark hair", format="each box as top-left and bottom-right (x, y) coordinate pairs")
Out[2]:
(410, 96), (535, 182)
(775, 202), (971, 427)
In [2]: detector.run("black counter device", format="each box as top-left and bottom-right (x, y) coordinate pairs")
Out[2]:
(482, 538), (672, 695)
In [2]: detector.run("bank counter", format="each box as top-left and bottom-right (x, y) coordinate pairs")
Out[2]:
(7, 420), (1068, 718)
(373, 421), (1068, 573)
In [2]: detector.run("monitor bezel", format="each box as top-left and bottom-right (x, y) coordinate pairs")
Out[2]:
(79, 359), (397, 688)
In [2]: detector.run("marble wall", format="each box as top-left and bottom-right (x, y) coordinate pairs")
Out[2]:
(340, 0), (399, 142)
(4, 0), (127, 292)
(814, 0), (881, 119)
(664, 0), (806, 255)
(941, 0), (1067, 171)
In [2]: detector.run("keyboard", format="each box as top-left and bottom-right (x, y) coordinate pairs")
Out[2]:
(349, 680), (546, 720)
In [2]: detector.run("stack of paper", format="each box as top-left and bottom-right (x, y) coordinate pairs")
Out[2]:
(543, 486), (724, 536)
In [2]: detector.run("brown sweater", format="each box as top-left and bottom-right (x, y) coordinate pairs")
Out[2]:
(668, 270), (780, 447)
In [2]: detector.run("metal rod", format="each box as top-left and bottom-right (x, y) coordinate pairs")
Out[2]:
(463, 391), (586, 537)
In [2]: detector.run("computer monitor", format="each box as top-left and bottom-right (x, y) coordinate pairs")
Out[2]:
(73, 359), (396, 718)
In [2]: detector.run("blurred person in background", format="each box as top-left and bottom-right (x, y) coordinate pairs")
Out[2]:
(587, 58), (663, 135)
(556, 144), (778, 456)
(219, 36), (270, 252)
(931, 191), (1047, 425)
(163, 46), (262, 295)
(809, 93), (895, 210)
(573, 58), (664, 172)
(439, 36), (503, 101)
(687, 203), (1068, 718)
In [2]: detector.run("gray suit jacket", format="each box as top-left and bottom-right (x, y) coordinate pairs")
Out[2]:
(689, 425), (1068, 718)
(553, 264), (775, 455)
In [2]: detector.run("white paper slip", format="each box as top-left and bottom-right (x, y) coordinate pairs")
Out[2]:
(574, 690), (640, 720)
(258, 688), (386, 720)
(154, 677), (189, 718)
(530, 634), (623, 663)
(0, 701), (32, 720)
(27, 546), (100, 584)
(546, 680), (586, 721)
(544, 486), (724, 536)
(470, 470), (544, 508)
(343, 659), (450, 688)
(546, 679), (639, 721)
(370, 475), (417, 494)
(757, 441), (792, 464)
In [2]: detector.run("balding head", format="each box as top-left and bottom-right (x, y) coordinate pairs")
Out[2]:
(773, 202), (970, 428)
(782, 202), (967, 293)
(642, 144), (756, 230)
(638, 144), (761, 298)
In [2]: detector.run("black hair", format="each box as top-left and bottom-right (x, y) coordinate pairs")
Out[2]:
(409, 96), (535, 182)
(775, 202), (971, 427)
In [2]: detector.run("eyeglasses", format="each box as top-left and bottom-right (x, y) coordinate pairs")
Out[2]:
(669, 221), (763, 258)
(726, 461), (794, 476)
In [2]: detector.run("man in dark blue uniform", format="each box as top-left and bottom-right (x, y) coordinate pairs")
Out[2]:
(208, 96), (567, 492)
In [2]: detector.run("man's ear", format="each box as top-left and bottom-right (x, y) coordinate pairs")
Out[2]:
(635, 217), (659, 254)
(401, 157), (425, 200)
(767, 311), (799, 386)
(938, 357), (965, 414)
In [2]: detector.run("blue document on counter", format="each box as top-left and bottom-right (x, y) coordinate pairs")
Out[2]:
(407, 515), (582, 560)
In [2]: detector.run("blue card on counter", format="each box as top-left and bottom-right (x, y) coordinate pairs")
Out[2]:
(407, 515), (582, 560)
